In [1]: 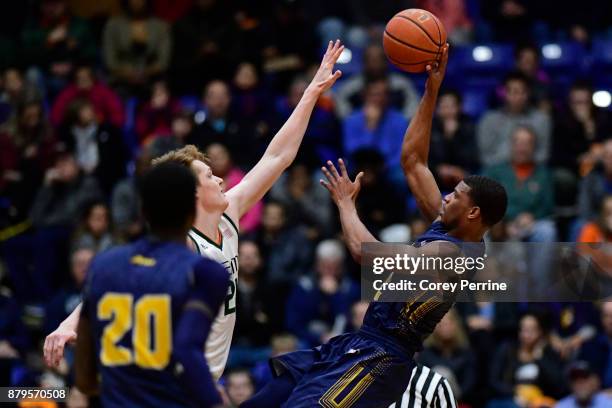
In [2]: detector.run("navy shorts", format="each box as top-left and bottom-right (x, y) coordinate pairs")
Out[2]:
(270, 331), (414, 408)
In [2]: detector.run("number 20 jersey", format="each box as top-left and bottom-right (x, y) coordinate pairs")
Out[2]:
(187, 213), (239, 380)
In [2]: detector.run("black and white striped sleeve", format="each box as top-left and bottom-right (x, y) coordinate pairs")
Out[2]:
(389, 365), (458, 408)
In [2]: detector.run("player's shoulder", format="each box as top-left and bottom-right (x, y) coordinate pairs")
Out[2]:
(89, 243), (133, 270)
(221, 212), (239, 234)
(191, 258), (230, 288)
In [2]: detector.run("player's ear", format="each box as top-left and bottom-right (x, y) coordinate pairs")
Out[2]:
(467, 206), (481, 221)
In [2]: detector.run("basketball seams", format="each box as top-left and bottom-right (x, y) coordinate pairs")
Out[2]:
(431, 15), (444, 64)
(383, 30), (439, 55)
(387, 54), (437, 66)
(395, 14), (442, 47)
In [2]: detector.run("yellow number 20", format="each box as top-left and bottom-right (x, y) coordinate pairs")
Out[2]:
(97, 293), (171, 369)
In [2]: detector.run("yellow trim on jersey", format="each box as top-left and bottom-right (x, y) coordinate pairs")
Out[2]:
(130, 255), (156, 267)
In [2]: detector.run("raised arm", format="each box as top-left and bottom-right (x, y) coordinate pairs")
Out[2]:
(225, 40), (344, 220)
(401, 45), (449, 223)
(320, 159), (378, 263)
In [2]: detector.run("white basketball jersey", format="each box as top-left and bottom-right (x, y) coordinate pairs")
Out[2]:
(187, 213), (239, 380)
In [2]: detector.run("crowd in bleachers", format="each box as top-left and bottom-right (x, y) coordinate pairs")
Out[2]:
(1, 0), (612, 407)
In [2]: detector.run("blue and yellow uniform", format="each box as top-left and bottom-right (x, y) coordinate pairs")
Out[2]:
(272, 221), (483, 408)
(81, 237), (228, 408)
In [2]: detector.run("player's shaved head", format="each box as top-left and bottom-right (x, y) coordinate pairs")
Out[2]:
(140, 163), (197, 237)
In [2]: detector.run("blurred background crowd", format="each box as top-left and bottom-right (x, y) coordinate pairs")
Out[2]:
(1, 0), (612, 407)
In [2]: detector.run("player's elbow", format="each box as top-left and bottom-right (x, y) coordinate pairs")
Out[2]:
(400, 151), (420, 172)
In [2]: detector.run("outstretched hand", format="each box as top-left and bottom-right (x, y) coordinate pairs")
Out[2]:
(308, 40), (344, 95)
(426, 43), (449, 91)
(320, 159), (364, 206)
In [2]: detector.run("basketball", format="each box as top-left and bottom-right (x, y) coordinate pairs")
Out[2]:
(383, 9), (447, 73)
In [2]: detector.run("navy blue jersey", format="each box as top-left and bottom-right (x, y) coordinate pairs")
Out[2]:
(81, 238), (228, 408)
(363, 221), (485, 354)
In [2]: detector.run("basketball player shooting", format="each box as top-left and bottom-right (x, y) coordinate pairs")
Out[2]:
(241, 45), (508, 408)
(44, 40), (346, 380)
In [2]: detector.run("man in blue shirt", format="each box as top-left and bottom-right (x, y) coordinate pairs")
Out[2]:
(555, 361), (612, 408)
(342, 78), (408, 172)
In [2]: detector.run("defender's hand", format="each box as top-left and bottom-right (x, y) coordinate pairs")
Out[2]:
(44, 325), (77, 367)
(320, 159), (364, 206)
(308, 40), (344, 95)
(426, 44), (449, 91)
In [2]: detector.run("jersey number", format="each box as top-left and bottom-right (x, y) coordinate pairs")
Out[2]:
(98, 293), (171, 369)
(224, 277), (237, 315)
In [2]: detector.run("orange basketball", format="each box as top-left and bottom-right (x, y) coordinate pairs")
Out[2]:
(383, 9), (447, 73)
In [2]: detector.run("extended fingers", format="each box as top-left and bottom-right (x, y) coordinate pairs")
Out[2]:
(327, 160), (341, 180)
(338, 158), (349, 178)
(43, 336), (54, 366)
(321, 166), (337, 186)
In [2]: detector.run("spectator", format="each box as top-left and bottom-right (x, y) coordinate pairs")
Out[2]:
(71, 200), (113, 253)
(231, 62), (270, 124)
(0, 67), (40, 124)
(21, 0), (96, 97)
(262, 2), (318, 89)
(135, 79), (181, 145)
(577, 302), (612, 390)
(171, 0), (239, 93)
(481, 0), (535, 43)
(429, 89), (480, 192)
(102, 0), (171, 95)
(416, 0), (473, 44)
(187, 80), (257, 168)
(60, 100), (128, 195)
(489, 313), (567, 406)
(3, 152), (101, 302)
(349, 300), (370, 331)
(272, 76), (341, 166)
(285, 239), (359, 347)
(477, 72), (551, 167)
(50, 64), (124, 129)
(44, 247), (94, 336)
(111, 149), (149, 243)
(418, 309), (477, 402)
(233, 240), (274, 347)
(251, 334), (298, 388)
(555, 360), (612, 408)
(578, 140), (612, 222)
(484, 126), (556, 242)
(0, 287), (29, 386)
(206, 143), (262, 234)
(342, 78), (408, 174)
(513, 44), (551, 111)
(351, 149), (406, 236)
(269, 162), (333, 239)
(578, 195), (612, 244)
(0, 99), (57, 228)
(553, 82), (612, 178)
(29, 151), (102, 230)
(251, 201), (313, 288)
(335, 44), (418, 119)
(225, 368), (255, 407)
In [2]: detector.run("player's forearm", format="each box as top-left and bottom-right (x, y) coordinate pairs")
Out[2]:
(175, 311), (222, 407)
(337, 199), (378, 263)
(262, 88), (318, 166)
(400, 85), (439, 171)
(61, 303), (82, 332)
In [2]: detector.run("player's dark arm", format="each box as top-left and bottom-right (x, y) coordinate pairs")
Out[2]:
(74, 313), (98, 396)
(174, 259), (229, 408)
(400, 45), (449, 223)
(321, 159), (378, 263)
